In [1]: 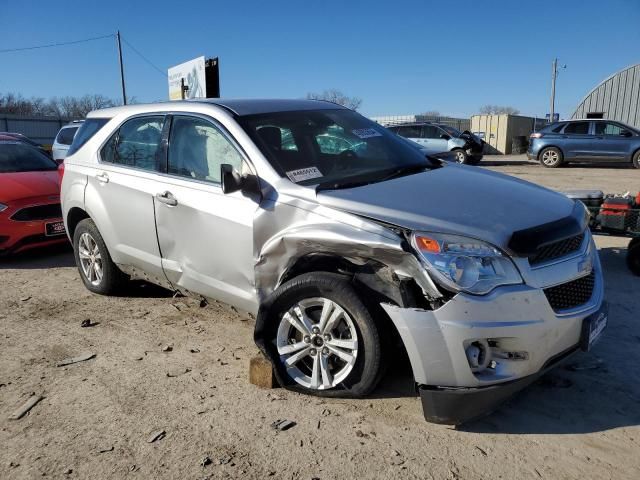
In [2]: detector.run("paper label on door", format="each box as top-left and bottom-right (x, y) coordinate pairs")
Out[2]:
(352, 128), (382, 139)
(286, 166), (323, 183)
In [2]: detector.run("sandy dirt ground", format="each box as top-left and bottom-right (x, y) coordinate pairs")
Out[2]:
(1, 159), (640, 480)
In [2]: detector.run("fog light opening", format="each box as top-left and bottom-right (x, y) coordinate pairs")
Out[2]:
(465, 339), (492, 373)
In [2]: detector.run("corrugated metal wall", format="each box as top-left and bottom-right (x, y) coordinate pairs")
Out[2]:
(0, 114), (73, 145)
(572, 63), (640, 128)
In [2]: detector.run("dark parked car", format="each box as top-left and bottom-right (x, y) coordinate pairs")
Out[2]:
(528, 119), (640, 168)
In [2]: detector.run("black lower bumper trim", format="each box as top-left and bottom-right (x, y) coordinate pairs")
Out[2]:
(419, 343), (583, 425)
(419, 374), (540, 425)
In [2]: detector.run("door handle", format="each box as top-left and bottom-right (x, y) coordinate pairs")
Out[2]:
(155, 191), (178, 206)
(95, 172), (109, 183)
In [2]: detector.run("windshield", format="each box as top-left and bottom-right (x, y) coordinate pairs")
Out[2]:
(438, 125), (462, 137)
(0, 142), (58, 173)
(239, 109), (432, 187)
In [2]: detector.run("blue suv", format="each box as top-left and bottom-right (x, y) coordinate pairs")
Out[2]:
(528, 119), (640, 168)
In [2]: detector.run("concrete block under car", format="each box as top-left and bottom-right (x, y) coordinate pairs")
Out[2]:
(249, 355), (278, 389)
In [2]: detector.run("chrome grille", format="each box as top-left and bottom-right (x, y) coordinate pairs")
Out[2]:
(529, 232), (585, 265)
(543, 271), (595, 312)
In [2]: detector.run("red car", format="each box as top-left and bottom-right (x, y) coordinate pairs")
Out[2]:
(0, 140), (67, 255)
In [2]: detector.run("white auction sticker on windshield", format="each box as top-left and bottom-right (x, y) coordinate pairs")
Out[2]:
(286, 166), (323, 183)
(352, 128), (382, 139)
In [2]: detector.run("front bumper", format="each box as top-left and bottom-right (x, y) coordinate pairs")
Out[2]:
(381, 258), (605, 424)
(0, 201), (67, 255)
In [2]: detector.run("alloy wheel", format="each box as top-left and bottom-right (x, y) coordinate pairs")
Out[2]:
(542, 150), (559, 166)
(276, 297), (358, 390)
(78, 232), (103, 286)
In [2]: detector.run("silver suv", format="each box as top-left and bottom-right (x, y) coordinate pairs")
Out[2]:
(61, 99), (606, 424)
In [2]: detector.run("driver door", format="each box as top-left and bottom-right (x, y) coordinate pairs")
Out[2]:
(153, 114), (261, 313)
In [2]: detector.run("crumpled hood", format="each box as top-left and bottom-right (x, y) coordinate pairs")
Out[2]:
(316, 164), (576, 251)
(0, 170), (61, 203)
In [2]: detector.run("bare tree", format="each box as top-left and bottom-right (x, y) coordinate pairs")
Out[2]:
(1, 92), (120, 118)
(419, 110), (441, 117)
(479, 105), (520, 115)
(306, 89), (362, 111)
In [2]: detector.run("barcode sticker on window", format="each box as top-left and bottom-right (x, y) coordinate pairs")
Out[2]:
(352, 128), (382, 139)
(286, 166), (323, 183)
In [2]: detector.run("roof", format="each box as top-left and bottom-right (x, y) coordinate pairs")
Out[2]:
(87, 98), (345, 118)
(190, 98), (346, 115)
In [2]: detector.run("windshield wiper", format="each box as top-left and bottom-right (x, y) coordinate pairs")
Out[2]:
(316, 179), (373, 191)
(376, 164), (428, 182)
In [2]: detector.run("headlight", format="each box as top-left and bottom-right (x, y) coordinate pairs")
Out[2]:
(0, 203), (7, 213)
(412, 232), (522, 295)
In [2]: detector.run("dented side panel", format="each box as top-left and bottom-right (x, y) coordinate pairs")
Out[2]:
(252, 190), (441, 306)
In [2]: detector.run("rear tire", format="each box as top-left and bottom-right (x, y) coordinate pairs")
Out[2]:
(539, 147), (563, 168)
(73, 218), (128, 295)
(264, 272), (383, 398)
(632, 150), (640, 169)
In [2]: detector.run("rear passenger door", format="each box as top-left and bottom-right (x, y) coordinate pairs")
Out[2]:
(396, 125), (422, 145)
(86, 115), (168, 283)
(153, 114), (260, 313)
(560, 121), (596, 159)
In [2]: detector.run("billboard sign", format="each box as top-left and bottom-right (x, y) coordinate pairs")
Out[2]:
(168, 56), (206, 100)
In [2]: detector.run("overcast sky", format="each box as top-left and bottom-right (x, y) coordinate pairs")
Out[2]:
(1, 0), (639, 119)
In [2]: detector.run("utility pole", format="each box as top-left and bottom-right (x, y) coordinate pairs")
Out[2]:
(116, 31), (127, 105)
(549, 58), (566, 123)
(549, 58), (557, 123)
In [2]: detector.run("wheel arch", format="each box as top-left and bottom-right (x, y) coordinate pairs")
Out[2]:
(66, 207), (90, 240)
(254, 253), (425, 386)
(537, 144), (564, 160)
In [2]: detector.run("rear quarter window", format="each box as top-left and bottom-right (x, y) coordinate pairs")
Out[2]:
(56, 126), (79, 146)
(67, 119), (110, 156)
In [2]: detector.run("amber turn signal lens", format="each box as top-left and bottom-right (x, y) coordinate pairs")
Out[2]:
(416, 236), (440, 253)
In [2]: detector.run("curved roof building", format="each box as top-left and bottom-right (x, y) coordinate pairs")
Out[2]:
(572, 63), (640, 128)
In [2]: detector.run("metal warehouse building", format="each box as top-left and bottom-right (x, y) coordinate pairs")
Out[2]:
(572, 63), (640, 128)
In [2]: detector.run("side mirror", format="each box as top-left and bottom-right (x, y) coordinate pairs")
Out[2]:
(620, 129), (632, 137)
(440, 134), (451, 140)
(220, 164), (244, 194)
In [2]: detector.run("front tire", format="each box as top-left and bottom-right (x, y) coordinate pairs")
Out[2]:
(73, 218), (128, 295)
(539, 147), (563, 168)
(452, 148), (469, 164)
(632, 150), (640, 169)
(265, 272), (383, 397)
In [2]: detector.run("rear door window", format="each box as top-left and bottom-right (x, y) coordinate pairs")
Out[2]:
(421, 125), (439, 138)
(56, 126), (79, 145)
(101, 116), (165, 171)
(563, 122), (590, 135)
(397, 125), (421, 138)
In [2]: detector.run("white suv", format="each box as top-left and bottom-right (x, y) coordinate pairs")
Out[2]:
(60, 99), (607, 424)
(52, 121), (82, 162)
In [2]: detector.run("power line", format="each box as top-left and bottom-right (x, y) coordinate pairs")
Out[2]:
(121, 37), (167, 78)
(0, 33), (115, 53)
